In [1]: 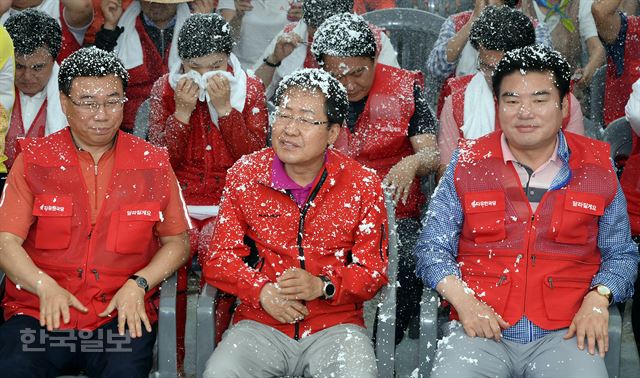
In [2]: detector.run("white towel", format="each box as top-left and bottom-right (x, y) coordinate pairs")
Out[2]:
(455, 40), (479, 77)
(114, 1), (190, 70)
(186, 205), (219, 220)
(275, 21), (308, 82)
(461, 72), (495, 140)
(45, 62), (67, 135)
(168, 53), (247, 127)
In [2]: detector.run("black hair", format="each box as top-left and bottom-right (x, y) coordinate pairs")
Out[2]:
(58, 47), (129, 96)
(504, 0), (519, 7)
(4, 8), (62, 59)
(492, 44), (572, 101)
(274, 68), (348, 126)
(303, 0), (354, 29)
(178, 13), (233, 60)
(470, 5), (535, 52)
(312, 12), (376, 64)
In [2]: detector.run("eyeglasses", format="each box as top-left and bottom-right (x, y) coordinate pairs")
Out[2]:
(273, 111), (329, 130)
(67, 96), (128, 113)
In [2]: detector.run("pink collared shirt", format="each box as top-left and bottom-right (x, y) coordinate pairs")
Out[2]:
(272, 154), (324, 208)
(500, 133), (562, 212)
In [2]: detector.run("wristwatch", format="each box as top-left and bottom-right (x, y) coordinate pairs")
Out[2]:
(593, 285), (612, 304)
(129, 275), (149, 293)
(319, 276), (335, 300)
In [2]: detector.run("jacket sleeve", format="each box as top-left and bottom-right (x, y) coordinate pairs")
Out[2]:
(202, 168), (270, 308)
(218, 77), (268, 160)
(321, 179), (389, 305)
(147, 77), (191, 168)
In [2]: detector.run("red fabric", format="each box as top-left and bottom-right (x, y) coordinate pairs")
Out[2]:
(57, 3), (82, 64)
(452, 131), (617, 330)
(334, 64), (424, 219)
(604, 16), (640, 125)
(148, 73), (268, 206)
(449, 74), (573, 134)
(620, 133), (640, 235)
(353, 0), (396, 14)
(203, 148), (389, 340)
(120, 18), (170, 132)
(2, 129), (174, 330)
(5, 93), (47, 169)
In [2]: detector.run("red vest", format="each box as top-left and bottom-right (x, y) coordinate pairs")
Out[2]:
(120, 17), (170, 131)
(5, 92), (47, 169)
(449, 74), (573, 135)
(604, 16), (640, 125)
(2, 129), (172, 330)
(57, 2), (82, 63)
(620, 133), (640, 235)
(335, 64), (424, 219)
(453, 131), (616, 330)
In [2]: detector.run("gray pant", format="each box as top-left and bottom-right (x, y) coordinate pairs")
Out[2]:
(203, 320), (377, 378)
(431, 321), (608, 378)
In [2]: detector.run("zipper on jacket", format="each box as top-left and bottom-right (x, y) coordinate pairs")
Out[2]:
(293, 169), (328, 340)
(77, 268), (83, 278)
(92, 269), (99, 281)
(547, 277), (553, 288)
(94, 162), (99, 212)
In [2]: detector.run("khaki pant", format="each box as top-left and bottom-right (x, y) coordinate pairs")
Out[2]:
(204, 320), (377, 378)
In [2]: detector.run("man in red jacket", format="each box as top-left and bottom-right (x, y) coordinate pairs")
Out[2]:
(416, 44), (639, 377)
(0, 47), (191, 377)
(202, 68), (388, 378)
(312, 12), (440, 345)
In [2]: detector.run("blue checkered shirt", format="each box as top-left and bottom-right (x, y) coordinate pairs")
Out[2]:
(415, 131), (640, 343)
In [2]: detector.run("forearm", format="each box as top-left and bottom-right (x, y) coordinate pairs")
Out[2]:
(218, 94), (268, 158)
(254, 63), (277, 89)
(445, 19), (473, 64)
(435, 274), (473, 308)
(0, 232), (55, 295)
(593, 0), (624, 43)
(134, 233), (190, 290)
(585, 38), (606, 73)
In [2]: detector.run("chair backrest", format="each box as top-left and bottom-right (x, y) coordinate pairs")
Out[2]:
(583, 117), (604, 141)
(589, 65), (607, 128)
(133, 98), (152, 141)
(362, 8), (446, 107)
(602, 117), (634, 177)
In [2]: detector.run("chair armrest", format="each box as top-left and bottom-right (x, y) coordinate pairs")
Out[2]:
(196, 283), (217, 378)
(418, 287), (439, 378)
(605, 304), (622, 378)
(156, 272), (177, 378)
(375, 190), (398, 377)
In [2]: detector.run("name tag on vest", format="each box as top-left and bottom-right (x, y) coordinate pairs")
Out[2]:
(119, 202), (161, 221)
(464, 191), (505, 214)
(32, 195), (73, 217)
(564, 191), (605, 216)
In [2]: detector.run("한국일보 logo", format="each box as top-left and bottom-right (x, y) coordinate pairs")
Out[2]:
(471, 200), (497, 209)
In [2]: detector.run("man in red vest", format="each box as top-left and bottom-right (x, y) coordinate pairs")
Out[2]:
(416, 44), (639, 376)
(4, 9), (66, 170)
(438, 6), (585, 171)
(0, 47), (191, 377)
(95, 0), (216, 131)
(0, 0), (93, 63)
(592, 0), (640, 125)
(312, 12), (440, 345)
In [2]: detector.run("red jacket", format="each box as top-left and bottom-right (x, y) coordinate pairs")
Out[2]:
(448, 74), (573, 134)
(4, 92), (47, 169)
(148, 73), (268, 206)
(2, 129), (172, 330)
(335, 64), (425, 219)
(203, 148), (389, 340)
(621, 133), (640, 235)
(58, 2), (82, 64)
(453, 131), (617, 329)
(604, 16), (640, 125)
(120, 17), (170, 131)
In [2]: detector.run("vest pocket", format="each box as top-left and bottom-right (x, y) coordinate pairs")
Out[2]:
(542, 275), (591, 321)
(107, 202), (161, 254)
(549, 191), (605, 245)
(463, 191), (506, 243)
(32, 195), (73, 250)
(462, 272), (511, 316)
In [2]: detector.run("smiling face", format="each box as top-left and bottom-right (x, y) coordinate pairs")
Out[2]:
(60, 75), (125, 151)
(498, 70), (568, 157)
(321, 55), (375, 102)
(272, 87), (340, 175)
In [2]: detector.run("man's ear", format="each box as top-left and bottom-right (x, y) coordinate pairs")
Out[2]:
(327, 123), (341, 146)
(561, 94), (569, 119)
(59, 91), (70, 116)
